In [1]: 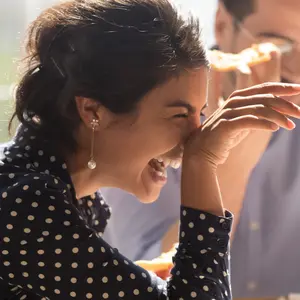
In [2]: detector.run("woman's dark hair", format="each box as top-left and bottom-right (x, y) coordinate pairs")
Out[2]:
(11, 0), (208, 152)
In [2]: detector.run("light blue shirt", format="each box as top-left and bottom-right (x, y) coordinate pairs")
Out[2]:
(102, 118), (300, 298)
(102, 169), (180, 261)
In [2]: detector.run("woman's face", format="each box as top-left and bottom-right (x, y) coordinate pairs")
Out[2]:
(93, 68), (208, 202)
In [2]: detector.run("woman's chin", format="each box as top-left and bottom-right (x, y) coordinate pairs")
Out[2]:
(137, 187), (162, 203)
(132, 188), (164, 204)
(132, 165), (167, 203)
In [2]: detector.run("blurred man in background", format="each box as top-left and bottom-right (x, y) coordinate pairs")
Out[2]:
(103, 0), (300, 297)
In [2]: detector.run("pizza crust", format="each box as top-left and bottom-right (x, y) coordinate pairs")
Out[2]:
(209, 43), (279, 72)
(135, 244), (177, 273)
(135, 259), (173, 273)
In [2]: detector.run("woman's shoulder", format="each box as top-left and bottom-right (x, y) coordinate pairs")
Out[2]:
(0, 136), (73, 204)
(0, 149), (72, 212)
(0, 170), (70, 214)
(0, 164), (85, 239)
(1, 170), (68, 194)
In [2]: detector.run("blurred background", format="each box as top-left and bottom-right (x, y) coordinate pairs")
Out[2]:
(0, 0), (217, 142)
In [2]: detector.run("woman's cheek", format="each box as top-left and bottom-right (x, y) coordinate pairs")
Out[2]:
(166, 124), (186, 146)
(141, 122), (184, 155)
(157, 131), (181, 153)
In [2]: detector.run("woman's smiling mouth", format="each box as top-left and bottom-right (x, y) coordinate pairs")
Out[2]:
(148, 156), (182, 184)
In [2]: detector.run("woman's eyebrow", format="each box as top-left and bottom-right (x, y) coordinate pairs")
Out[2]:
(166, 100), (196, 114)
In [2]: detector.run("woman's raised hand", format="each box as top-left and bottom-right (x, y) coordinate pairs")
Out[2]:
(184, 83), (300, 167)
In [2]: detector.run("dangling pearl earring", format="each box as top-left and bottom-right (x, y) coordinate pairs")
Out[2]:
(87, 119), (99, 170)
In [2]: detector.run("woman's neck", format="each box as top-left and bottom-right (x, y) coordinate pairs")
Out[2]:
(65, 149), (120, 199)
(65, 150), (99, 199)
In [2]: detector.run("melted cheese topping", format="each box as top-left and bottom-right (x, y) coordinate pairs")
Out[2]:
(135, 244), (177, 272)
(209, 43), (278, 72)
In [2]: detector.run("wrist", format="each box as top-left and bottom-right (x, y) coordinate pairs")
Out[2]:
(182, 154), (217, 173)
(181, 156), (224, 217)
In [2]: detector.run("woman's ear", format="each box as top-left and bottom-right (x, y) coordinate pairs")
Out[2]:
(214, 1), (234, 49)
(75, 97), (105, 129)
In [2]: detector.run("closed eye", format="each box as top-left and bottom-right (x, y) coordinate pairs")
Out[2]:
(173, 111), (206, 118)
(173, 113), (189, 118)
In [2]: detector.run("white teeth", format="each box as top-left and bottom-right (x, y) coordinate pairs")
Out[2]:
(170, 160), (181, 169)
(157, 171), (164, 177)
(156, 157), (164, 163)
(155, 169), (167, 178)
(153, 157), (181, 170)
(163, 158), (171, 168)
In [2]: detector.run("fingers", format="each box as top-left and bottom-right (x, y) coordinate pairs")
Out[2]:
(235, 48), (281, 91)
(224, 94), (300, 118)
(250, 49), (282, 84)
(217, 115), (279, 132)
(235, 64), (252, 90)
(262, 49), (281, 82)
(230, 82), (300, 98)
(220, 105), (295, 130)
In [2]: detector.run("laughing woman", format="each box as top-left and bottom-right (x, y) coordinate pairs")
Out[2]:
(1, 0), (300, 299)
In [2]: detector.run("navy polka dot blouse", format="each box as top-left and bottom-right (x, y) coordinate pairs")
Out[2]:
(0, 126), (233, 299)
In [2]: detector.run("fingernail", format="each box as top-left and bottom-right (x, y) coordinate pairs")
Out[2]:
(287, 119), (296, 129)
(270, 50), (280, 59)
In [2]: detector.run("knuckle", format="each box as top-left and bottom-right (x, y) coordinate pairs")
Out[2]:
(257, 82), (274, 89)
(219, 117), (231, 126)
(254, 106), (266, 114)
(219, 108), (232, 117)
(265, 93), (275, 98)
(223, 97), (240, 108)
(228, 89), (243, 99)
(218, 118), (229, 128)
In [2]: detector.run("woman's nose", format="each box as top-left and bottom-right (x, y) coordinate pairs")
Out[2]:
(188, 115), (201, 133)
(181, 115), (201, 144)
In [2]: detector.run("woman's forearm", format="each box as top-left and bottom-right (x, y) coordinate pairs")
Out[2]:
(181, 159), (225, 217)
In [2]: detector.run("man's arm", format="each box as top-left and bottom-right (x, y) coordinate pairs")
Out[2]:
(217, 130), (272, 234)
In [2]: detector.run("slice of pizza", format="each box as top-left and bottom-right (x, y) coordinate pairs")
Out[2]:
(209, 42), (279, 72)
(135, 257), (173, 273)
(135, 244), (177, 274)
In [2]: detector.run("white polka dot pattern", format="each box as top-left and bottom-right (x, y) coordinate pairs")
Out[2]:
(0, 129), (233, 299)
